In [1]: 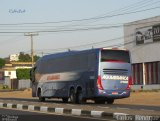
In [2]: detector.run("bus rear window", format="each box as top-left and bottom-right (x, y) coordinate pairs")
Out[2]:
(101, 50), (130, 63)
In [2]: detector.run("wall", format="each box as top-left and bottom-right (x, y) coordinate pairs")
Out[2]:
(124, 16), (160, 89)
(18, 79), (31, 89)
(4, 70), (17, 79)
(131, 85), (160, 90)
(124, 16), (160, 63)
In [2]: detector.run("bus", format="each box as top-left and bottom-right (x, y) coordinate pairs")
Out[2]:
(30, 48), (132, 104)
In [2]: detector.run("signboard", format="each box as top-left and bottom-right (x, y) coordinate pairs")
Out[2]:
(153, 24), (160, 42)
(136, 26), (153, 45)
(135, 24), (160, 45)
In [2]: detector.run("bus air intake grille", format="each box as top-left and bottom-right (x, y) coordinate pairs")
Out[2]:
(103, 69), (128, 75)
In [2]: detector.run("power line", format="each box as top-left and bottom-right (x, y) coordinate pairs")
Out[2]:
(0, 6), (160, 26)
(0, 19), (160, 34)
(31, 32), (135, 55)
(0, 2), (159, 36)
(0, 36), (25, 45)
(0, 1), (159, 56)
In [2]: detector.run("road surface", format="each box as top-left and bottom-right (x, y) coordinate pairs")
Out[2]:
(0, 98), (159, 115)
(0, 108), (115, 121)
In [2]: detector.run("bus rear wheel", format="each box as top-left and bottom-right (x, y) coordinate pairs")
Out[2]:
(95, 99), (105, 104)
(38, 89), (45, 102)
(106, 99), (114, 104)
(62, 98), (68, 103)
(69, 89), (76, 103)
(76, 90), (86, 104)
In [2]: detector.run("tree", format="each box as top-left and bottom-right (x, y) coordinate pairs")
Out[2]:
(34, 55), (40, 62)
(16, 69), (30, 80)
(18, 52), (40, 62)
(19, 52), (31, 62)
(0, 58), (5, 68)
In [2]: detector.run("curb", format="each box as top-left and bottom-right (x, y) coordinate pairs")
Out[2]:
(0, 102), (113, 119)
(0, 102), (160, 121)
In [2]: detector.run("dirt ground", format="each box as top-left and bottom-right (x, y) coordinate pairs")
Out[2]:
(0, 89), (160, 106)
(115, 91), (160, 106)
(0, 89), (32, 99)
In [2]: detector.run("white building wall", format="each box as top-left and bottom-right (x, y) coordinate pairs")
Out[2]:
(124, 16), (160, 63)
(4, 70), (17, 79)
(124, 16), (160, 90)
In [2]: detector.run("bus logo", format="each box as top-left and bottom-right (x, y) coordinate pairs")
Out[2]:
(102, 75), (128, 81)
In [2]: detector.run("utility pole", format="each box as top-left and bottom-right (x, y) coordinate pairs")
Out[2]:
(24, 32), (38, 67)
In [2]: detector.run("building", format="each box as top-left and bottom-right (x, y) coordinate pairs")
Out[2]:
(2, 62), (33, 79)
(124, 16), (160, 90)
(3, 64), (17, 79)
(10, 54), (19, 62)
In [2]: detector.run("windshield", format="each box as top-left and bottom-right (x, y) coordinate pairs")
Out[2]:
(101, 50), (130, 63)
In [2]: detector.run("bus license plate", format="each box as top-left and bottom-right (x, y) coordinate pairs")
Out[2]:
(112, 92), (118, 95)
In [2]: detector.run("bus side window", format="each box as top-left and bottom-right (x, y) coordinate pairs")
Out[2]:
(88, 53), (96, 70)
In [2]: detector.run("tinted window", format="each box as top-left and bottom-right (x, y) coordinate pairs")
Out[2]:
(101, 50), (130, 63)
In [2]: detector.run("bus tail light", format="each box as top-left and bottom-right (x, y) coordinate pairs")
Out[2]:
(97, 75), (103, 90)
(126, 76), (132, 90)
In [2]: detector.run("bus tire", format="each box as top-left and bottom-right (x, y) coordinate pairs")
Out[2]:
(38, 89), (45, 102)
(69, 89), (76, 103)
(95, 99), (105, 104)
(62, 98), (68, 103)
(106, 99), (114, 104)
(76, 90), (86, 104)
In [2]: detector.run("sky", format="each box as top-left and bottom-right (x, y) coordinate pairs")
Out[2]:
(0, 0), (160, 58)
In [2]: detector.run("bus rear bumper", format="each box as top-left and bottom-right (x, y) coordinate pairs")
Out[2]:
(96, 90), (130, 99)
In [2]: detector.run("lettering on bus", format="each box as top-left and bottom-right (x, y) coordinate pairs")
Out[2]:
(102, 75), (128, 81)
(47, 75), (60, 80)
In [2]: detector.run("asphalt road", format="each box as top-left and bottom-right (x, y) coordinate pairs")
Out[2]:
(0, 108), (115, 121)
(0, 97), (160, 112)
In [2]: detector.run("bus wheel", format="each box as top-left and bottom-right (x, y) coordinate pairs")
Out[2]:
(76, 91), (86, 104)
(106, 99), (114, 104)
(38, 90), (45, 102)
(62, 98), (68, 103)
(69, 89), (76, 103)
(95, 99), (105, 104)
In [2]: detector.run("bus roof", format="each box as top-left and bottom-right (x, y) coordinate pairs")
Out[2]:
(38, 48), (100, 62)
(36, 48), (128, 65)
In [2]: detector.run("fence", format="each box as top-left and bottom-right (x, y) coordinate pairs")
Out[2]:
(3, 78), (31, 89)
(18, 79), (31, 89)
